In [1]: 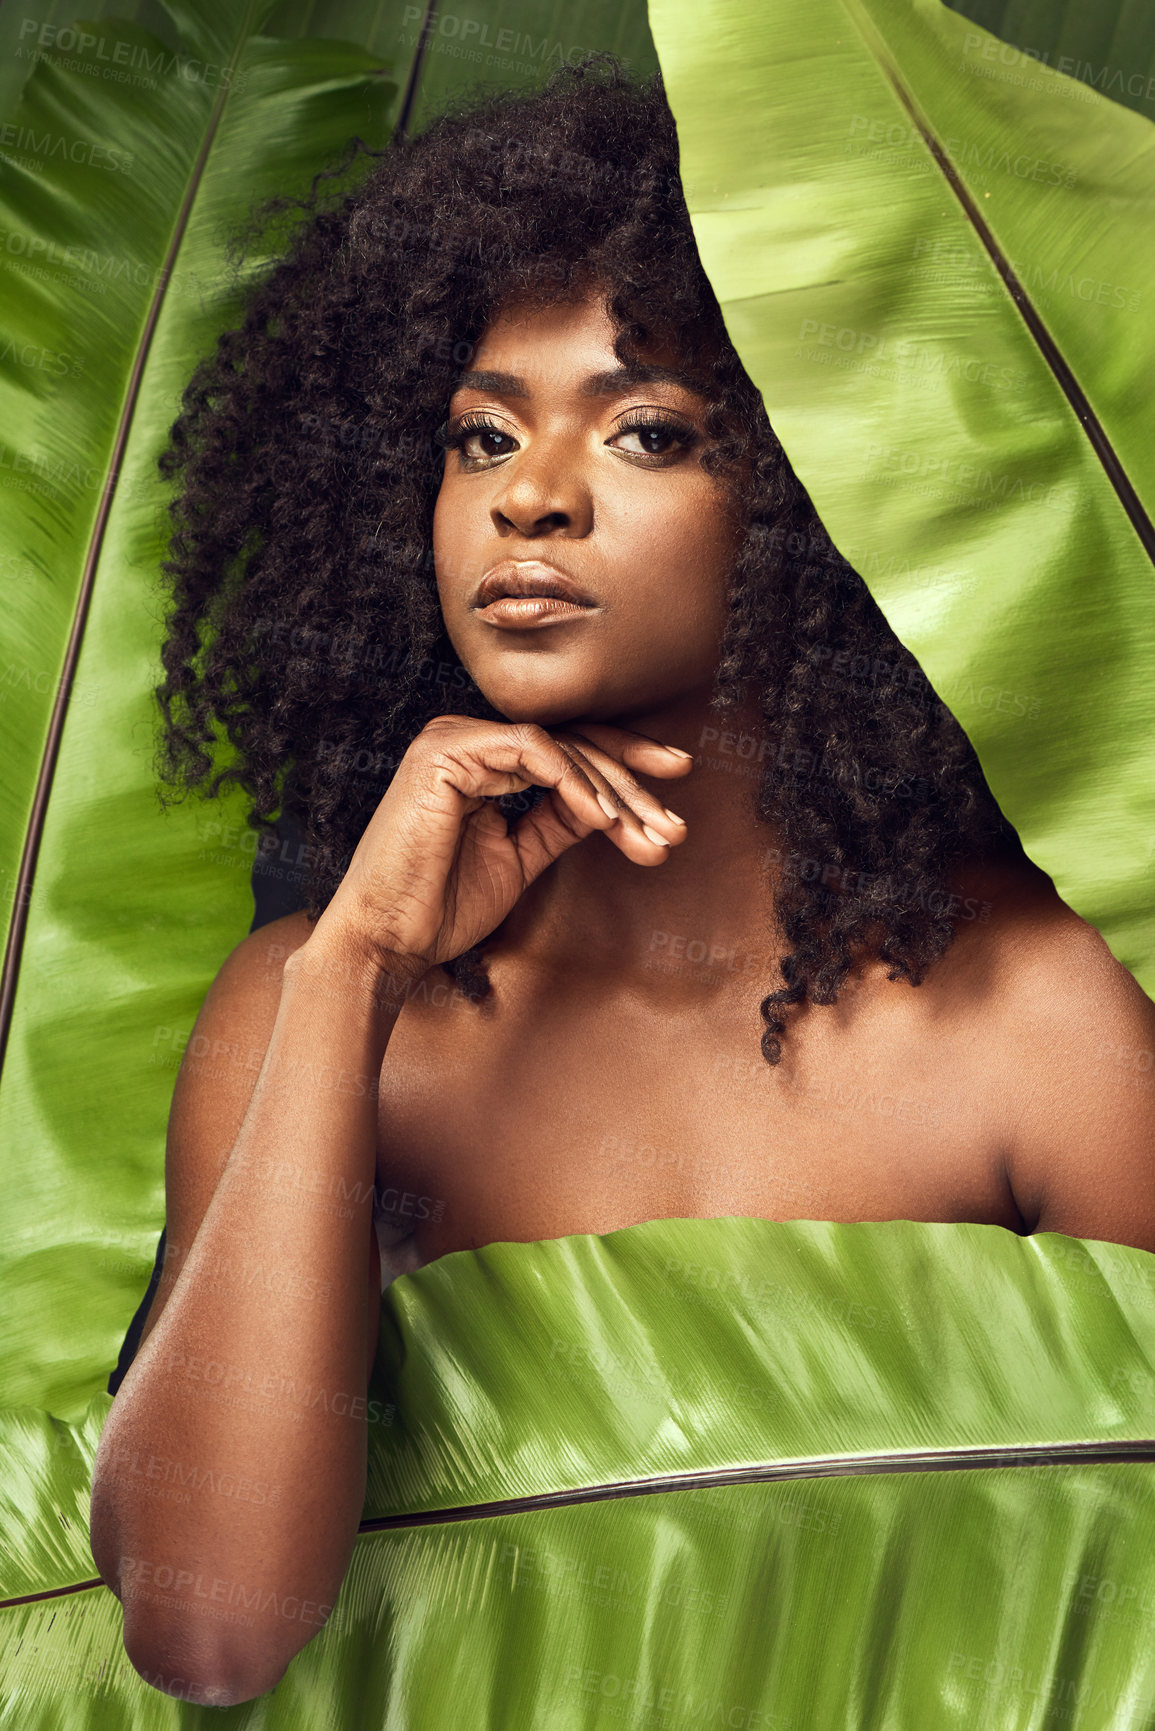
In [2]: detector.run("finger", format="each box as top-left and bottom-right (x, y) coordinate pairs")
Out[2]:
(557, 719), (697, 780)
(553, 738), (686, 858)
(511, 786), (673, 881)
(505, 786), (602, 884)
(421, 722), (620, 841)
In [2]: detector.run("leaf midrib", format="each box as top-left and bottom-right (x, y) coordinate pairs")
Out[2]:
(5, 1434), (1154, 1606)
(839, 0), (1155, 562)
(0, 2), (263, 1074)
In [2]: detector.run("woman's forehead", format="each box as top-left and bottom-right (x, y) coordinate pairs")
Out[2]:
(459, 293), (707, 399)
(470, 291), (617, 363)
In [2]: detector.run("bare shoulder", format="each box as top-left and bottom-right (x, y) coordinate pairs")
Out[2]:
(953, 852), (1145, 999)
(955, 852), (1155, 1250)
(963, 851), (1155, 1060)
(203, 909), (317, 1015)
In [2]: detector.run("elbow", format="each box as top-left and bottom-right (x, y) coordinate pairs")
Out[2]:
(118, 1586), (301, 1707)
(122, 1622), (292, 1707)
(91, 1492), (320, 1704)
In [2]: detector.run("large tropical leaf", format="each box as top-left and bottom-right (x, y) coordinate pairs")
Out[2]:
(649, 0), (1155, 1002)
(404, 0), (659, 130)
(4, 5), (1155, 1720)
(0, 0), (658, 1423)
(0, 0), (410, 1419)
(6, 1216), (1155, 1724)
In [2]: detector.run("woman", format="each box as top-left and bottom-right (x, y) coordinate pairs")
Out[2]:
(90, 60), (1155, 1714)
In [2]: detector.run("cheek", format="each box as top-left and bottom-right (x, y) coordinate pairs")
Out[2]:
(620, 482), (738, 615)
(431, 479), (462, 582)
(431, 474), (453, 546)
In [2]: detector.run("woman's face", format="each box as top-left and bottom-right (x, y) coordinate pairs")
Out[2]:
(432, 287), (744, 728)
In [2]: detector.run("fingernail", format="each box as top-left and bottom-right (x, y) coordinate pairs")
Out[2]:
(662, 746), (693, 759)
(642, 823), (671, 846)
(596, 792), (619, 820)
(663, 808), (686, 825)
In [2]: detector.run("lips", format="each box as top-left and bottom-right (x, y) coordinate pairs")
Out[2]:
(472, 560), (599, 629)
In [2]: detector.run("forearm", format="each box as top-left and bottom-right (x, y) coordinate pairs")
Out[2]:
(90, 937), (417, 1701)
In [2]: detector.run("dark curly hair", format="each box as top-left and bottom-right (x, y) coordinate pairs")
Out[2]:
(155, 57), (1019, 1064)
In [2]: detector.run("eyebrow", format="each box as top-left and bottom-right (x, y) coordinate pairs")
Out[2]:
(453, 364), (705, 399)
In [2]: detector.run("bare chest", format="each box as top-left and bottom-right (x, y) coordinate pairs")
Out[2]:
(371, 963), (1022, 1266)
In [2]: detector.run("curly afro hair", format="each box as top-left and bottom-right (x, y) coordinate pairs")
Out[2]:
(155, 56), (1020, 1064)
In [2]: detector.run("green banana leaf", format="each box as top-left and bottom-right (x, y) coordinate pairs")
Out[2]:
(3, 5), (1155, 1718)
(402, 0), (659, 133)
(0, 0), (408, 1421)
(648, 0), (1155, 1003)
(0, 0), (655, 1420)
(6, 1216), (1155, 1726)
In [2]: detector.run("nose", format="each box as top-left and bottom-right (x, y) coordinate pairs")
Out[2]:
(489, 434), (593, 539)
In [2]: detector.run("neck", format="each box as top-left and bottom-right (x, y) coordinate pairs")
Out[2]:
(499, 687), (784, 989)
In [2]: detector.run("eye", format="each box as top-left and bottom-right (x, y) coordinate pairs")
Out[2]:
(608, 409), (698, 465)
(438, 413), (519, 466)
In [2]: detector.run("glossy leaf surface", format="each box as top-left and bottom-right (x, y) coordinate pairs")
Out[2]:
(5, 1217), (1155, 1726)
(0, 0), (400, 1417)
(0, 0), (656, 1420)
(649, 0), (1155, 1000)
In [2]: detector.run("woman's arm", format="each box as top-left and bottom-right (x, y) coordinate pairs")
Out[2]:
(90, 714), (690, 1707)
(89, 914), (419, 1707)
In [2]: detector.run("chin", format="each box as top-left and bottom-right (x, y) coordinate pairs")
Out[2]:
(482, 686), (628, 730)
(468, 655), (686, 731)
(491, 691), (598, 728)
(468, 659), (604, 729)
